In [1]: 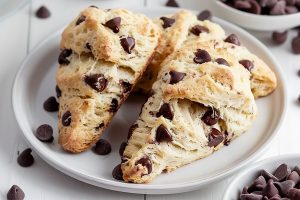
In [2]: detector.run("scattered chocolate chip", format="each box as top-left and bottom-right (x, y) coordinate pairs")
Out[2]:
(76, 15), (86, 25)
(136, 156), (152, 174)
(156, 103), (174, 120)
(127, 124), (138, 140)
(56, 85), (61, 98)
(292, 36), (300, 54)
(288, 188), (300, 199)
(17, 148), (34, 167)
(84, 74), (107, 92)
(156, 124), (173, 143)
(169, 70), (186, 84)
(190, 25), (209, 36)
(7, 185), (25, 200)
(119, 142), (127, 156)
(193, 49), (211, 64)
(104, 17), (121, 33)
(36, 124), (54, 143)
(272, 31), (288, 44)
(160, 17), (175, 29)
(93, 139), (111, 155)
(261, 169), (279, 182)
(58, 49), (72, 65)
(120, 80), (132, 94)
(120, 36), (135, 54)
(224, 34), (241, 46)
(86, 43), (91, 50)
(215, 58), (229, 66)
(274, 163), (291, 181)
(208, 128), (224, 147)
(240, 193), (263, 200)
(239, 59), (254, 72)
(62, 111), (72, 126)
(112, 164), (123, 180)
(165, 0), (179, 7)
(201, 108), (220, 126)
(197, 10), (212, 21)
(262, 180), (279, 198)
(274, 180), (295, 196)
(43, 96), (59, 112)
(35, 6), (50, 19)
(110, 98), (118, 112)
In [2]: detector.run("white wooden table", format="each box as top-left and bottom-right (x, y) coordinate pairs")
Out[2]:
(0, 0), (299, 199)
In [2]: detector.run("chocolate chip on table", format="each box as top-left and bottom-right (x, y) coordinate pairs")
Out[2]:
(56, 85), (61, 98)
(197, 10), (212, 21)
(165, 0), (179, 7)
(169, 70), (186, 84)
(127, 124), (138, 140)
(76, 15), (86, 25)
(156, 124), (173, 143)
(239, 59), (254, 72)
(120, 36), (135, 54)
(110, 98), (118, 112)
(62, 111), (72, 126)
(190, 25), (209, 36)
(119, 142), (127, 156)
(104, 17), (121, 33)
(224, 34), (241, 46)
(193, 49), (211, 64)
(292, 36), (300, 54)
(156, 103), (174, 120)
(262, 180), (279, 198)
(93, 139), (111, 155)
(84, 74), (107, 92)
(36, 124), (54, 143)
(274, 163), (291, 181)
(7, 185), (25, 200)
(201, 108), (220, 126)
(112, 164), (123, 180)
(160, 17), (175, 29)
(58, 49), (72, 65)
(43, 96), (59, 112)
(120, 80), (132, 94)
(35, 6), (51, 19)
(208, 128), (224, 147)
(136, 156), (152, 174)
(17, 148), (34, 167)
(215, 58), (230, 66)
(272, 31), (288, 44)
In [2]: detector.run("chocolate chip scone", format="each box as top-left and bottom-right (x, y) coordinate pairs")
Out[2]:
(56, 7), (159, 153)
(135, 9), (226, 94)
(121, 41), (257, 183)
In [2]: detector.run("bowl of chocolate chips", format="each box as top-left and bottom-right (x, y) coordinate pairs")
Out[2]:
(223, 154), (300, 200)
(214, 0), (300, 31)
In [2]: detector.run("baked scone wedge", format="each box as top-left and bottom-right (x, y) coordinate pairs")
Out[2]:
(56, 7), (159, 153)
(121, 40), (257, 183)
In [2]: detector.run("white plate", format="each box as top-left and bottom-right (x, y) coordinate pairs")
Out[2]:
(0, 0), (29, 22)
(12, 7), (287, 194)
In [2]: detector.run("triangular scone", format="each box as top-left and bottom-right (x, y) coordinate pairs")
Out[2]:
(135, 10), (226, 93)
(121, 41), (257, 183)
(56, 7), (159, 153)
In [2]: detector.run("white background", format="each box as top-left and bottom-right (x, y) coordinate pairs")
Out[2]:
(0, 0), (299, 199)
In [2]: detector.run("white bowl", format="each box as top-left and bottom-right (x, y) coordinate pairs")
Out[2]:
(213, 0), (300, 31)
(223, 154), (300, 200)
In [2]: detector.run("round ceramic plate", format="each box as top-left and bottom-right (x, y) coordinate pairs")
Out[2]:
(0, 0), (29, 22)
(12, 7), (286, 194)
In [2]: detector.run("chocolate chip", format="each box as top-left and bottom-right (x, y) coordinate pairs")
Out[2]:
(156, 124), (173, 143)
(193, 49), (211, 64)
(86, 43), (91, 50)
(262, 180), (279, 198)
(289, 171), (300, 184)
(110, 98), (118, 112)
(274, 163), (291, 181)
(169, 70), (186, 84)
(240, 193), (263, 200)
(288, 188), (300, 199)
(120, 36), (135, 54)
(224, 34), (241, 46)
(112, 164), (123, 180)
(160, 17), (175, 29)
(274, 180), (295, 196)
(119, 142), (127, 156)
(260, 0), (277, 7)
(286, 5), (299, 13)
(261, 169), (279, 182)
(248, 176), (267, 192)
(93, 139), (111, 155)
(58, 49), (72, 65)
(197, 10), (212, 21)
(7, 185), (25, 200)
(190, 25), (209, 36)
(35, 6), (51, 19)
(120, 80), (132, 94)
(242, 186), (249, 194)
(43, 96), (59, 112)
(76, 15), (86, 25)
(89, 5), (99, 8)
(156, 103), (174, 120)
(62, 111), (71, 126)
(286, 0), (296, 6)
(248, 0), (262, 14)
(270, 1), (286, 15)
(84, 74), (107, 92)
(95, 123), (104, 131)
(239, 60), (254, 72)
(235, 0), (252, 9)
(17, 148), (34, 167)
(294, 166), (300, 175)
(136, 156), (152, 174)
(165, 0), (179, 7)
(272, 31), (288, 44)
(201, 108), (220, 126)
(215, 58), (229, 66)
(208, 128), (224, 147)
(56, 85), (61, 98)
(36, 124), (54, 143)
(104, 17), (121, 33)
(127, 124), (138, 140)
(292, 36), (300, 54)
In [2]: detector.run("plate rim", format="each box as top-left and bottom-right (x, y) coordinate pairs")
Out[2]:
(11, 7), (288, 194)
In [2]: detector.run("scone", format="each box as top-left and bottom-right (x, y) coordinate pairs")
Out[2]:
(56, 7), (159, 153)
(121, 41), (257, 183)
